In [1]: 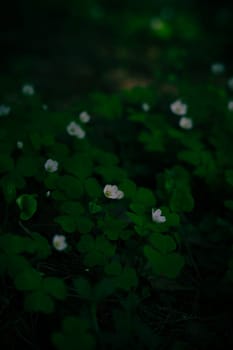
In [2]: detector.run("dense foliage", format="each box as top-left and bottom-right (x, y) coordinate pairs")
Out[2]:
(1, 1), (233, 349)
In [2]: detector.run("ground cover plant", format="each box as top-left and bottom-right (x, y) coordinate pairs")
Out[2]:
(1, 1), (233, 349)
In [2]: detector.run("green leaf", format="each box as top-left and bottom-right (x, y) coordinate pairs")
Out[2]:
(99, 215), (128, 240)
(62, 316), (90, 334)
(16, 155), (41, 177)
(226, 170), (233, 186)
(76, 217), (93, 234)
(93, 149), (118, 165)
(32, 232), (51, 259)
(44, 173), (59, 189)
(0, 234), (35, 255)
(95, 236), (115, 257)
(1, 176), (16, 203)
(14, 268), (42, 291)
(104, 261), (122, 276)
(60, 202), (84, 216)
(91, 92), (122, 119)
(30, 132), (41, 150)
(7, 255), (31, 277)
(88, 201), (102, 214)
(136, 187), (156, 207)
(77, 235), (95, 253)
(24, 291), (54, 313)
(93, 278), (116, 301)
(54, 215), (77, 233)
(43, 277), (67, 300)
(73, 277), (92, 300)
(224, 200), (233, 211)
(139, 130), (165, 152)
(84, 251), (106, 266)
(144, 245), (185, 278)
(0, 154), (14, 174)
(95, 165), (126, 182)
(57, 175), (83, 199)
(85, 177), (102, 198)
(149, 233), (176, 254)
(78, 235), (115, 267)
(115, 267), (138, 290)
(64, 155), (93, 180)
(170, 184), (194, 213)
(16, 194), (37, 220)
(52, 317), (95, 350)
(119, 179), (137, 198)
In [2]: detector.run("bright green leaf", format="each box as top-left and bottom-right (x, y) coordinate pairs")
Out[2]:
(16, 194), (37, 220)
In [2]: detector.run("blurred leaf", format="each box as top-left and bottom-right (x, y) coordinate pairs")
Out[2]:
(7, 255), (31, 277)
(0, 154), (14, 174)
(31, 232), (51, 259)
(0, 234), (35, 255)
(93, 278), (116, 301)
(224, 200), (233, 211)
(16, 155), (41, 177)
(105, 261), (122, 276)
(95, 165), (126, 182)
(170, 183), (194, 213)
(73, 277), (92, 300)
(0, 176), (16, 203)
(115, 267), (138, 290)
(24, 291), (54, 313)
(77, 235), (95, 253)
(14, 268), (42, 291)
(52, 316), (95, 350)
(43, 277), (67, 300)
(91, 93), (122, 119)
(64, 155), (93, 180)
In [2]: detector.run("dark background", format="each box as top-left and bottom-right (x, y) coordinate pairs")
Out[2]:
(0, 0), (233, 103)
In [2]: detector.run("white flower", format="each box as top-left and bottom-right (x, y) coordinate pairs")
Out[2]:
(179, 117), (193, 130)
(44, 159), (59, 173)
(152, 208), (166, 223)
(116, 190), (124, 199)
(228, 101), (233, 112)
(52, 235), (68, 251)
(170, 100), (188, 116)
(0, 104), (11, 116)
(22, 84), (35, 96)
(142, 103), (150, 112)
(66, 121), (86, 139)
(17, 141), (24, 149)
(228, 77), (233, 90)
(79, 111), (91, 123)
(46, 190), (51, 197)
(211, 63), (225, 75)
(103, 184), (124, 199)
